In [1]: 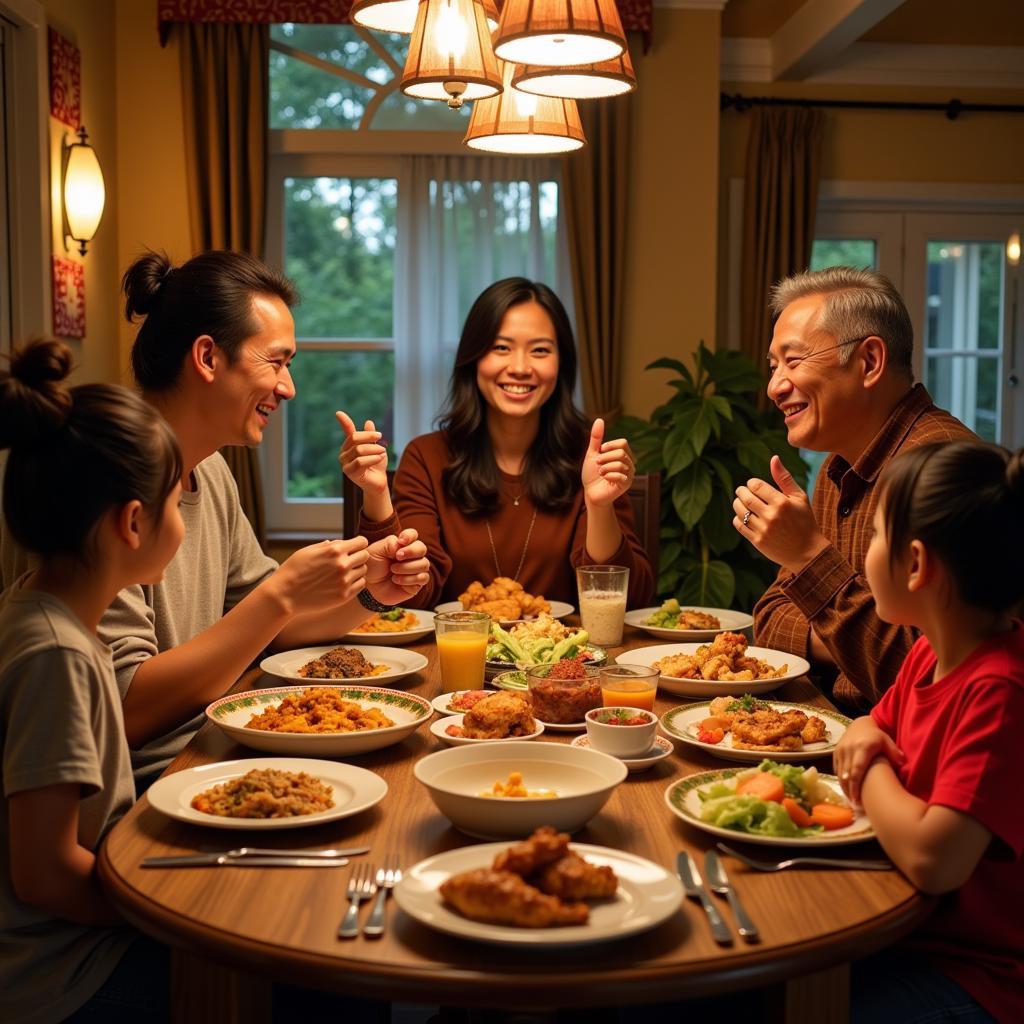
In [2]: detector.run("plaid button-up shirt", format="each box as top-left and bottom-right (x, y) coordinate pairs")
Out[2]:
(754, 384), (976, 711)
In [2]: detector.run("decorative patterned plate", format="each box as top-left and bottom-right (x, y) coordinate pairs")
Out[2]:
(660, 700), (850, 763)
(205, 685), (431, 756)
(664, 768), (875, 846)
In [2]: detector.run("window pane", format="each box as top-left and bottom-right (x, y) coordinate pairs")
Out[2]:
(284, 177), (397, 338)
(269, 24), (396, 129)
(925, 241), (1004, 351)
(286, 350), (396, 499)
(810, 239), (877, 271)
(925, 354), (999, 442)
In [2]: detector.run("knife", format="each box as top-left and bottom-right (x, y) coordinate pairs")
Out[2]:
(142, 854), (352, 868)
(676, 851), (732, 945)
(704, 849), (759, 943)
(142, 844), (368, 868)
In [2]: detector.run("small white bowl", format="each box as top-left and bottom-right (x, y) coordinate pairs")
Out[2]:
(429, 714), (544, 747)
(585, 707), (659, 759)
(414, 740), (627, 839)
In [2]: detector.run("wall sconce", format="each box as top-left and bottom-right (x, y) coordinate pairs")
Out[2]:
(62, 126), (105, 256)
(1007, 232), (1021, 267)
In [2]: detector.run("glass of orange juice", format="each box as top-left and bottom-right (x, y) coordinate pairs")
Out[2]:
(434, 611), (491, 693)
(600, 664), (659, 711)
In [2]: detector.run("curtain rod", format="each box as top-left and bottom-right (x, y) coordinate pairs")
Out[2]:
(720, 92), (1024, 120)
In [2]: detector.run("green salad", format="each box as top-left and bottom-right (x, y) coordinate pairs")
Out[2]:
(645, 599), (686, 628)
(486, 623), (595, 665)
(696, 759), (848, 838)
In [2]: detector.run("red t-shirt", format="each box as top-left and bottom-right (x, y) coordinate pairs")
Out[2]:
(871, 627), (1024, 1023)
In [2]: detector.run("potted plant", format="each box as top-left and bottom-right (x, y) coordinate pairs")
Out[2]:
(615, 343), (809, 611)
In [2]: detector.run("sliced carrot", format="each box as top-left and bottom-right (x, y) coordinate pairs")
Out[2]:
(782, 797), (814, 828)
(735, 772), (785, 804)
(810, 803), (855, 830)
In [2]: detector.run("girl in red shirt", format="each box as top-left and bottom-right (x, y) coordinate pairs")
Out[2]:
(836, 440), (1024, 1024)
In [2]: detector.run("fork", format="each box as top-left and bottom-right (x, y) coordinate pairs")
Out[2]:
(716, 843), (894, 872)
(338, 862), (377, 938)
(363, 855), (402, 938)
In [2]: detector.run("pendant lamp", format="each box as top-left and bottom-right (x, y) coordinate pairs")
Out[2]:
(352, 0), (499, 35)
(493, 0), (626, 68)
(512, 46), (636, 99)
(464, 60), (585, 154)
(402, 0), (502, 107)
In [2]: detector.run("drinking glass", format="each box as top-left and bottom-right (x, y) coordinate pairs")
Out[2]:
(576, 565), (629, 646)
(600, 664), (659, 711)
(434, 611), (491, 693)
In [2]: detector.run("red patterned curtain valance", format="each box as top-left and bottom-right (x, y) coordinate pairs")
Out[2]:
(157, 1), (653, 45)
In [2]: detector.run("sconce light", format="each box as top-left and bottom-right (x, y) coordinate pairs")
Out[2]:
(1007, 232), (1021, 267)
(62, 126), (105, 256)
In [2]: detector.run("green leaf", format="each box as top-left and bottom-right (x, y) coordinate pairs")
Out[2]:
(678, 559), (735, 607)
(705, 455), (734, 495)
(672, 462), (712, 530)
(736, 438), (773, 476)
(663, 425), (697, 477)
(700, 490), (742, 555)
(689, 401), (718, 456)
(708, 395), (733, 421)
(645, 357), (695, 385)
(660, 539), (682, 566)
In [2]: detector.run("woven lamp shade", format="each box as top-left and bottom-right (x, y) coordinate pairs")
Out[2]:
(464, 60), (585, 154)
(402, 0), (502, 106)
(493, 0), (626, 68)
(512, 45), (636, 99)
(351, 0), (421, 33)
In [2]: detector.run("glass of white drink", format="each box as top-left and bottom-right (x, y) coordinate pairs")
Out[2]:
(576, 565), (629, 647)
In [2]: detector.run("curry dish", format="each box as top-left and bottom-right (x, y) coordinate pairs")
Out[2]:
(246, 687), (396, 733)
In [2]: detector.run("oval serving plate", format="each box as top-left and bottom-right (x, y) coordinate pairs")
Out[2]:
(660, 700), (850, 763)
(260, 644), (428, 686)
(623, 606), (754, 641)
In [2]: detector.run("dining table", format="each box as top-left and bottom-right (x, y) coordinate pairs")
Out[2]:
(98, 623), (930, 1024)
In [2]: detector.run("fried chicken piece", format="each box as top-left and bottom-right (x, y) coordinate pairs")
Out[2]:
(731, 709), (808, 750)
(474, 598), (523, 622)
(801, 715), (828, 744)
(440, 869), (588, 927)
(492, 825), (570, 875)
(678, 609), (721, 630)
(457, 691), (536, 739)
(705, 631), (748, 660)
(532, 851), (618, 901)
(651, 653), (702, 678)
(700, 655), (732, 680)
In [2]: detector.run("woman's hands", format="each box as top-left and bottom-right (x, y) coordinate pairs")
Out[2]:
(834, 716), (907, 805)
(365, 528), (430, 605)
(582, 418), (635, 508)
(337, 411), (390, 496)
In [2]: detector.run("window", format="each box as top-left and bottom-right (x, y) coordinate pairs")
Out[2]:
(263, 24), (573, 533)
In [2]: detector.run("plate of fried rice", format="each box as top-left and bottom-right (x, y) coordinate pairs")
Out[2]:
(342, 608), (436, 646)
(260, 644), (428, 684)
(205, 685), (433, 756)
(146, 757), (388, 829)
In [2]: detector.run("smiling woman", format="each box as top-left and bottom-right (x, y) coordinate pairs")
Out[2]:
(340, 277), (654, 609)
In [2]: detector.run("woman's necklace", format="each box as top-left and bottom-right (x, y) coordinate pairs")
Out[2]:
(485, 493), (537, 581)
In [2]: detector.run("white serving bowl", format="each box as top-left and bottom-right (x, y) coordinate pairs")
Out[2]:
(585, 707), (658, 759)
(414, 740), (627, 839)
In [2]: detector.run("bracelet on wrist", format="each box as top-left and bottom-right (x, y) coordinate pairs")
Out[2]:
(357, 588), (395, 613)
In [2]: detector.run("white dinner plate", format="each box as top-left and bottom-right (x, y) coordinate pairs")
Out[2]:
(435, 600), (574, 625)
(206, 685), (431, 756)
(430, 714), (544, 746)
(660, 700), (850, 763)
(664, 768), (874, 846)
(342, 609), (436, 646)
(490, 670), (527, 691)
(146, 757), (388, 830)
(259, 644), (428, 685)
(393, 842), (683, 946)
(624, 607), (754, 641)
(570, 734), (674, 773)
(617, 643), (810, 698)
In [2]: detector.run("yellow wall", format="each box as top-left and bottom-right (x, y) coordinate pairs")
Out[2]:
(622, 9), (722, 416)
(40, 0), (120, 384)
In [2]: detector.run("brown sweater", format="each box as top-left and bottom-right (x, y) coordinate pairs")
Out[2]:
(358, 431), (654, 610)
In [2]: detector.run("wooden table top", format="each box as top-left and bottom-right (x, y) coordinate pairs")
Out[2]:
(98, 628), (928, 1008)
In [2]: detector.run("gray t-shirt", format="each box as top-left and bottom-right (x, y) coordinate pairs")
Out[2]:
(0, 584), (136, 1024)
(98, 453), (277, 782)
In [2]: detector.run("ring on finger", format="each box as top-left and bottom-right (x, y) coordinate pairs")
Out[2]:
(741, 509), (752, 527)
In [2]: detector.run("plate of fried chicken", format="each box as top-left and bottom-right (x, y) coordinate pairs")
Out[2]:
(393, 826), (682, 945)
(660, 696), (851, 763)
(620, 632), (810, 697)
(437, 576), (573, 625)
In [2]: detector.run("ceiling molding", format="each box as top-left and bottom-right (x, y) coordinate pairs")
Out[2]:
(722, 39), (1024, 89)
(772, 0), (904, 80)
(654, 0), (729, 10)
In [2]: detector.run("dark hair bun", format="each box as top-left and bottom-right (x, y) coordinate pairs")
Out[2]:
(122, 250), (174, 321)
(0, 338), (74, 449)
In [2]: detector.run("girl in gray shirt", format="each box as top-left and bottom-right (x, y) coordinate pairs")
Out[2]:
(0, 338), (183, 1023)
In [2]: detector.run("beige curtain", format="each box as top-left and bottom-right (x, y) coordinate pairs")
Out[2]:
(176, 22), (270, 548)
(563, 92), (632, 422)
(739, 106), (824, 370)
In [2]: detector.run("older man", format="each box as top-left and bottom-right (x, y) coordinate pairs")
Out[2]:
(734, 267), (975, 710)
